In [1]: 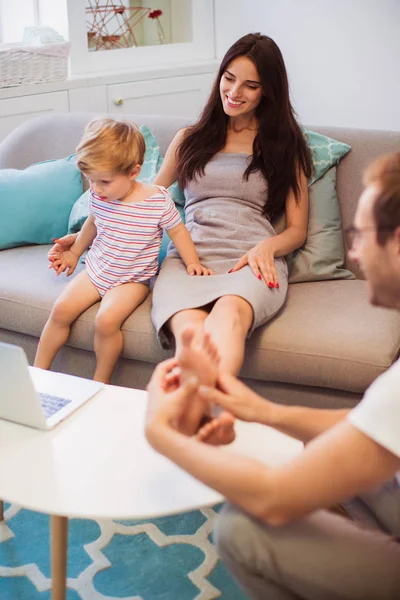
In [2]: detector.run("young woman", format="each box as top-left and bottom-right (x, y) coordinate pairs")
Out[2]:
(150, 33), (312, 437)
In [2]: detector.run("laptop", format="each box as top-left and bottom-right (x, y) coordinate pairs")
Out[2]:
(0, 342), (104, 430)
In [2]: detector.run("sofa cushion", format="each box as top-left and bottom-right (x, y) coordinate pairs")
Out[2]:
(1, 245), (400, 394)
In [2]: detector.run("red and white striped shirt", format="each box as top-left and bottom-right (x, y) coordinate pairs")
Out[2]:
(86, 186), (181, 296)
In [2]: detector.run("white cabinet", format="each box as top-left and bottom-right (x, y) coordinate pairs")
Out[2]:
(69, 86), (108, 113)
(0, 91), (69, 142)
(0, 61), (218, 143)
(107, 73), (215, 118)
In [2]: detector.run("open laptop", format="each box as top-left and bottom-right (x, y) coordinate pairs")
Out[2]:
(0, 343), (104, 430)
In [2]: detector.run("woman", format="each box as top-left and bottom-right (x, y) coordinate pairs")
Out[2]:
(151, 32), (312, 378)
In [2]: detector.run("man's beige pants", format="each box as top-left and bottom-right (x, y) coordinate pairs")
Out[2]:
(214, 478), (400, 599)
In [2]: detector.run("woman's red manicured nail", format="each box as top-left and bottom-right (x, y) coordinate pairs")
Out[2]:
(275, 283), (280, 289)
(268, 281), (274, 288)
(258, 274), (262, 280)
(228, 269), (233, 273)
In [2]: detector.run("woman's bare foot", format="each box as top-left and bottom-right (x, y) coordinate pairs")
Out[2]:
(176, 327), (235, 445)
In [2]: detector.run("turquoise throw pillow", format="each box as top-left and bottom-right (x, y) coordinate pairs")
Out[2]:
(304, 128), (351, 185)
(0, 155), (83, 250)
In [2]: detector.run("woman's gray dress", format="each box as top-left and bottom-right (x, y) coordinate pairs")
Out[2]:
(151, 153), (289, 348)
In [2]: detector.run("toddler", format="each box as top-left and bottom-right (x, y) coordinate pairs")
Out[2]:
(35, 118), (212, 383)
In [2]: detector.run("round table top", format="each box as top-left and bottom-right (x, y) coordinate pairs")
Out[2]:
(0, 382), (302, 520)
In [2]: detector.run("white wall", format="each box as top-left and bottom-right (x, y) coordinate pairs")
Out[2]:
(215, 0), (400, 131)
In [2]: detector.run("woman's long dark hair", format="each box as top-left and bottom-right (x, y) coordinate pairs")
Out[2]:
(177, 33), (313, 222)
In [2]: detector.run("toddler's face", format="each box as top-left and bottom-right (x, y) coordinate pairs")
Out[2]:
(84, 170), (136, 202)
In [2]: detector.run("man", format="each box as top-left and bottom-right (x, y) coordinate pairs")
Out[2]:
(145, 152), (400, 599)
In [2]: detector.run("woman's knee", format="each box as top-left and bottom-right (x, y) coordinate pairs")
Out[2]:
(210, 296), (253, 331)
(169, 309), (208, 336)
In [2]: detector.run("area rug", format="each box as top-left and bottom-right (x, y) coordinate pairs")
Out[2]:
(0, 503), (246, 600)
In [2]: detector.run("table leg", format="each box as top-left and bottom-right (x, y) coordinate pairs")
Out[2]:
(0, 500), (3, 521)
(51, 515), (68, 600)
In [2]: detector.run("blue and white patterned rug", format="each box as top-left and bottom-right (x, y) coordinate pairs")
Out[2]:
(0, 503), (246, 599)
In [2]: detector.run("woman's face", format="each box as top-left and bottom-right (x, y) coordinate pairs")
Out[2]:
(219, 56), (263, 119)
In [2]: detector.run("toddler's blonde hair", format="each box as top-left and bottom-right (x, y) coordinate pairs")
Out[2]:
(76, 118), (146, 175)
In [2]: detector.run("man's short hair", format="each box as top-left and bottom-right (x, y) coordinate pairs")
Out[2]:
(363, 151), (400, 245)
(76, 118), (145, 175)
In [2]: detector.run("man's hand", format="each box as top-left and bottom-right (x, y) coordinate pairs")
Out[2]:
(186, 262), (215, 276)
(145, 358), (199, 440)
(198, 373), (275, 424)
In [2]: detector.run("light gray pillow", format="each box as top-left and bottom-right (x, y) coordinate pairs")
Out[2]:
(276, 167), (355, 283)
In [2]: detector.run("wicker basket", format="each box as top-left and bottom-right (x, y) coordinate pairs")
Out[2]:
(0, 27), (70, 88)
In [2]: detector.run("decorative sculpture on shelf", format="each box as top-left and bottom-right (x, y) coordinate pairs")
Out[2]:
(85, 0), (166, 51)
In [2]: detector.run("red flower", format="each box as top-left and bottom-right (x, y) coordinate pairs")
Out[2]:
(148, 9), (163, 19)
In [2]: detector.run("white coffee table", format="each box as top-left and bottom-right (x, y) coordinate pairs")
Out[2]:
(0, 375), (303, 600)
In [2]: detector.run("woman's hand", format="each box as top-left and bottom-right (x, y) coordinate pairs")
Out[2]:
(146, 358), (200, 436)
(230, 238), (279, 288)
(186, 262), (215, 276)
(198, 373), (275, 424)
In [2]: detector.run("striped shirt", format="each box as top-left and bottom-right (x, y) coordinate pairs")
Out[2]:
(86, 186), (182, 296)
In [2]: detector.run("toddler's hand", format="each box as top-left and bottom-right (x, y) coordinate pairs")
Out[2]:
(50, 250), (79, 277)
(186, 262), (215, 276)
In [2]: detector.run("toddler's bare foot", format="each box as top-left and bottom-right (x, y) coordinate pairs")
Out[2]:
(196, 411), (236, 446)
(176, 327), (235, 444)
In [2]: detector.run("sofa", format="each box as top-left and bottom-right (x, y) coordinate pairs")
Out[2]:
(0, 113), (399, 410)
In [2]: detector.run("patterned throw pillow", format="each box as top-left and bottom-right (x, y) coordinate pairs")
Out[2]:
(304, 128), (351, 186)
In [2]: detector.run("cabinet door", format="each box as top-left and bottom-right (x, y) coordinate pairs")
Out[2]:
(0, 91), (69, 143)
(107, 73), (215, 118)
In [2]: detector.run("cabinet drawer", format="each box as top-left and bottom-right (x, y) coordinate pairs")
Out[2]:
(0, 91), (69, 143)
(107, 73), (215, 118)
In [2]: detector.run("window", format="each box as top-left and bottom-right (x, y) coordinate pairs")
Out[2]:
(0, 0), (39, 44)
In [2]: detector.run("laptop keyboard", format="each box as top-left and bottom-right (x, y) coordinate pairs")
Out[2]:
(39, 392), (72, 419)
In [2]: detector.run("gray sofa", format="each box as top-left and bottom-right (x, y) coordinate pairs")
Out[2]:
(0, 113), (399, 410)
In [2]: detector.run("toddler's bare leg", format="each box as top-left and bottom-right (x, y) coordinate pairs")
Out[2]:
(93, 282), (149, 383)
(34, 271), (100, 370)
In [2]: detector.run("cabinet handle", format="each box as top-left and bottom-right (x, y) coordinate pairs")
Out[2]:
(114, 98), (124, 106)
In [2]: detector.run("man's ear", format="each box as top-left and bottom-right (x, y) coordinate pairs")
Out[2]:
(129, 164), (141, 180)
